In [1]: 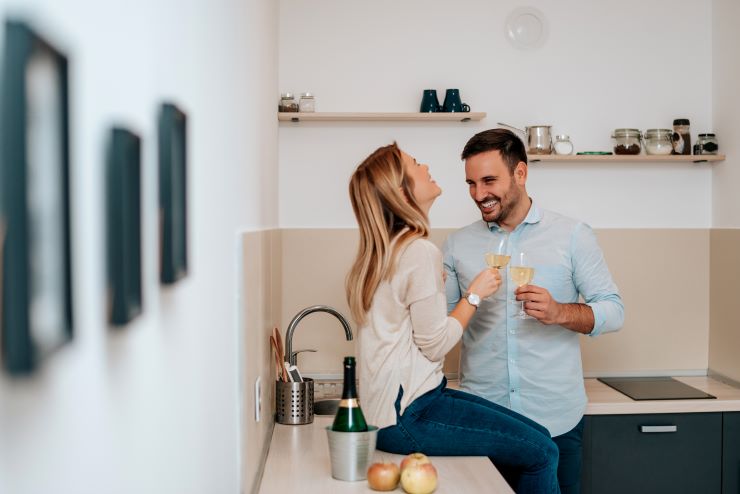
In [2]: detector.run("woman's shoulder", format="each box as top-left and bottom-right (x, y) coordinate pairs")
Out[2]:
(399, 237), (441, 265)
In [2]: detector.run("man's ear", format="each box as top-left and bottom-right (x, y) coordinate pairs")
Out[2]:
(514, 161), (528, 184)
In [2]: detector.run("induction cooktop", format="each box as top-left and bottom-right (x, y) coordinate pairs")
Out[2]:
(597, 376), (716, 401)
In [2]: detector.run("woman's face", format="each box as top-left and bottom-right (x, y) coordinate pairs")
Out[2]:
(401, 151), (442, 212)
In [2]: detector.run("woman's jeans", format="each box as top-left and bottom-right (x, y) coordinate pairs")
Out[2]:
(377, 378), (560, 494)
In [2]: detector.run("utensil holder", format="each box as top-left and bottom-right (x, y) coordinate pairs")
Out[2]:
(325, 426), (379, 481)
(275, 378), (314, 425)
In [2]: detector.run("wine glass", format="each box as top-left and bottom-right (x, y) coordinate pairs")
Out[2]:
(511, 251), (535, 319)
(484, 234), (510, 270)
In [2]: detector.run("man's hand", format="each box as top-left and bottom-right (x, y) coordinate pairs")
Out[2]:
(515, 284), (596, 334)
(515, 284), (562, 325)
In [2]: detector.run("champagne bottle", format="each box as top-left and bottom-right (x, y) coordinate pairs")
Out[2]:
(331, 356), (368, 432)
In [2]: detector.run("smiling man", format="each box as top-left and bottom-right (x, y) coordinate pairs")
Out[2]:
(442, 128), (624, 494)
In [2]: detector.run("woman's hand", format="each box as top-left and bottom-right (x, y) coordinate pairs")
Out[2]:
(468, 268), (501, 299)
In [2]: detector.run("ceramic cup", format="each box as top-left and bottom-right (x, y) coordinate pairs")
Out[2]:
(442, 89), (470, 113)
(419, 89), (441, 112)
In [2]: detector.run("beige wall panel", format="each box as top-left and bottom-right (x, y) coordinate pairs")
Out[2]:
(282, 229), (711, 377)
(709, 229), (740, 382)
(241, 230), (282, 494)
(580, 229), (709, 374)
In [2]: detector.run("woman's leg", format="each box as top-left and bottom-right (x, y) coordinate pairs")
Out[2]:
(396, 386), (560, 494)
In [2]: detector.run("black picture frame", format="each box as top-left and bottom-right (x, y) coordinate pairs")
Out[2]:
(158, 103), (188, 284)
(0, 21), (73, 375)
(106, 128), (142, 325)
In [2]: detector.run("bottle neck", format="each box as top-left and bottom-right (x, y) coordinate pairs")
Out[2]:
(341, 362), (358, 400)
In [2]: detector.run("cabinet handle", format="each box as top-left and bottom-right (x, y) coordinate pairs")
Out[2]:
(640, 425), (678, 433)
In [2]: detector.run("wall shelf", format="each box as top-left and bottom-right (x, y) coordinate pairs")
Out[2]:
(277, 112), (486, 123)
(528, 154), (726, 164)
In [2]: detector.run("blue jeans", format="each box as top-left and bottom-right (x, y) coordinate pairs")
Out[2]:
(377, 378), (560, 494)
(553, 417), (585, 494)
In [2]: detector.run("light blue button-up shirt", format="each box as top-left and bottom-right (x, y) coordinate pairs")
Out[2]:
(443, 202), (624, 436)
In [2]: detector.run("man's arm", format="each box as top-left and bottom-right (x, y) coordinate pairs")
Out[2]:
(442, 237), (462, 314)
(517, 223), (624, 335)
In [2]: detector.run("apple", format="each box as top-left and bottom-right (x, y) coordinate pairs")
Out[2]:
(400, 452), (431, 471)
(400, 462), (437, 494)
(366, 461), (401, 491)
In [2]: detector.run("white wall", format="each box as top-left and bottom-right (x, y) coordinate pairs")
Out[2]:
(712, 0), (740, 226)
(279, 0), (714, 229)
(0, 1), (278, 493)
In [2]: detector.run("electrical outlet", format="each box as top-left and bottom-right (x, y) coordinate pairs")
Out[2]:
(254, 376), (261, 422)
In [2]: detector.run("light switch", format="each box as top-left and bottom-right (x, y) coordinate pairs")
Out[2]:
(254, 376), (261, 422)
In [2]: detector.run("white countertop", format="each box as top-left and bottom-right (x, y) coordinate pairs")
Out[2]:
(584, 375), (740, 415)
(259, 376), (740, 493)
(259, 416), (514, 494)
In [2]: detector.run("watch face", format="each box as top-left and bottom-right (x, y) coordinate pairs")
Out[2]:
(467, 293), (481, 307)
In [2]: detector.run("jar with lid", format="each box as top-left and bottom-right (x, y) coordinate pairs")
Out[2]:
(299, 92), (315, 113)
(643, 129), (674, 155)
(696, 133), (718, 155)
(611, 128), (642, 155)
(553, 135), (574, 155)
(672, 118), (691, 155)
(279, 93), (298, 112)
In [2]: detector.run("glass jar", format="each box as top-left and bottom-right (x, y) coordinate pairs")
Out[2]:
(672, 118), (691, 155)
(643, 129), (674, 155)
(279, 93), (298, 112)
(299, 92), (315, 113)
(611, 128), (642, 155)
(696, 133), (718, 155)
(553, 135), (574, 155)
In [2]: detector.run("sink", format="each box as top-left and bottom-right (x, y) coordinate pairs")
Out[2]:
(313, 399), (339, 416)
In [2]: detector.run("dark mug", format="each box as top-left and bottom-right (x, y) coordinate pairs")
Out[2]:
(420, 89), (441, 112)
(442, 89), (470, 113)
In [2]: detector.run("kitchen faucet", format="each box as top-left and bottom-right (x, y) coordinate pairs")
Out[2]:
(284, 305), (353, 366)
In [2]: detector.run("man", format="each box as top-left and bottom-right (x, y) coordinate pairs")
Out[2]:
(443, 128), (624, 494)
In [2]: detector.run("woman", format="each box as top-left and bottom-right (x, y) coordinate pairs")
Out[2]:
(346, 143), (560, 493)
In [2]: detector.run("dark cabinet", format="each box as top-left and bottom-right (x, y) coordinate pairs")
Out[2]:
(724, 412), (740, 494)
(582, 413), (722, 494)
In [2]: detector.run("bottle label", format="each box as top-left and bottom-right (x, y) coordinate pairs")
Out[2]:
(339, 398), (360, 408)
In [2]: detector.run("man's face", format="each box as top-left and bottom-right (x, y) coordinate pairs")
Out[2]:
(464, 150), (526, 225)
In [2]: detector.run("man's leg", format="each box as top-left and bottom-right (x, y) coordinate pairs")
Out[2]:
(553, 417), (585, 494)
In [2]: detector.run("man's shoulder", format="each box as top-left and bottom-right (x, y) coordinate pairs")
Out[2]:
(540, 208), (587, 231)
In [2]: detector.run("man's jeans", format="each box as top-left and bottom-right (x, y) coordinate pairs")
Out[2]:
(377, 378), (560, 494)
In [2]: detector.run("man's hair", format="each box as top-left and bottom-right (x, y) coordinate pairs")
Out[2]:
(461, 128), (528, 175)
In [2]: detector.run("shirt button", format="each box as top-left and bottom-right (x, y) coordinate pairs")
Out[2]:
(509, 329), (516, 335)
(509, 359), (515, 364)
(510, 389), (516, 393)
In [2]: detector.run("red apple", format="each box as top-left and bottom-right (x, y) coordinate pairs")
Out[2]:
(366, 462), (401, 491)
(400, 462), (438, 494)
(400, 452), (431, 472)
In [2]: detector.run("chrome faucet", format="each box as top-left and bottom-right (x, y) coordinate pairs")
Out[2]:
(284, 305), (353, 366)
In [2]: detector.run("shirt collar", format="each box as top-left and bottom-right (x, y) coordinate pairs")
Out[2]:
(484, 199), (542, 232)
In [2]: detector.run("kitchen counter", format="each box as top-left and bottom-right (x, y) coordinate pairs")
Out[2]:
(584, 375), (740, 415)
(259, 415), (514, 494)
(259, 376), (740, 493)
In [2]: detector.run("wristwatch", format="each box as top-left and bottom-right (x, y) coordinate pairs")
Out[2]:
(465, 292), (481, 308)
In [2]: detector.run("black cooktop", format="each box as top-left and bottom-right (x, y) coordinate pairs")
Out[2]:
(597, 376), (716, 401)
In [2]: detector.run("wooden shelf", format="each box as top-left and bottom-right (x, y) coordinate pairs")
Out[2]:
(527, 154), (725, 164)
(277, 111), (486, 122)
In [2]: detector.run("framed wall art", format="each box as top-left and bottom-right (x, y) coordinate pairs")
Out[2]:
(158, 102), (188, 284)
(1, 20), (73, 375)
(106, 127), (142, 325)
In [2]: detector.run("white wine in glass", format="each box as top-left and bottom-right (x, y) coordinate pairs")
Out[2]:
(485, 234), (510, 269)
(511, 252), (534, 319)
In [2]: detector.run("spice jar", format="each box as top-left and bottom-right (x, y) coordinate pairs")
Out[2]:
(696, 133), (718, 155)
(553, 135), (574, 155)
(611, 128), (642, 155)
(643, 129), (674, 155)
(299, 92), (315, 113)
(279, 93), (298, 112)
(672, 118), (691, 155)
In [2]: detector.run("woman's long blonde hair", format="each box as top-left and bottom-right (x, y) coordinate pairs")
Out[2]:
(346, 143), (430, 326)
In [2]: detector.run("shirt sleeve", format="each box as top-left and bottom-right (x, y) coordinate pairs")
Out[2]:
(571, 223), (625, 336)
(402, 240), (463, 362)
(442, 236), (462, 314)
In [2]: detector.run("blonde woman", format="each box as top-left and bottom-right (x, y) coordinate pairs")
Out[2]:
(347, 143), (560, 494)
